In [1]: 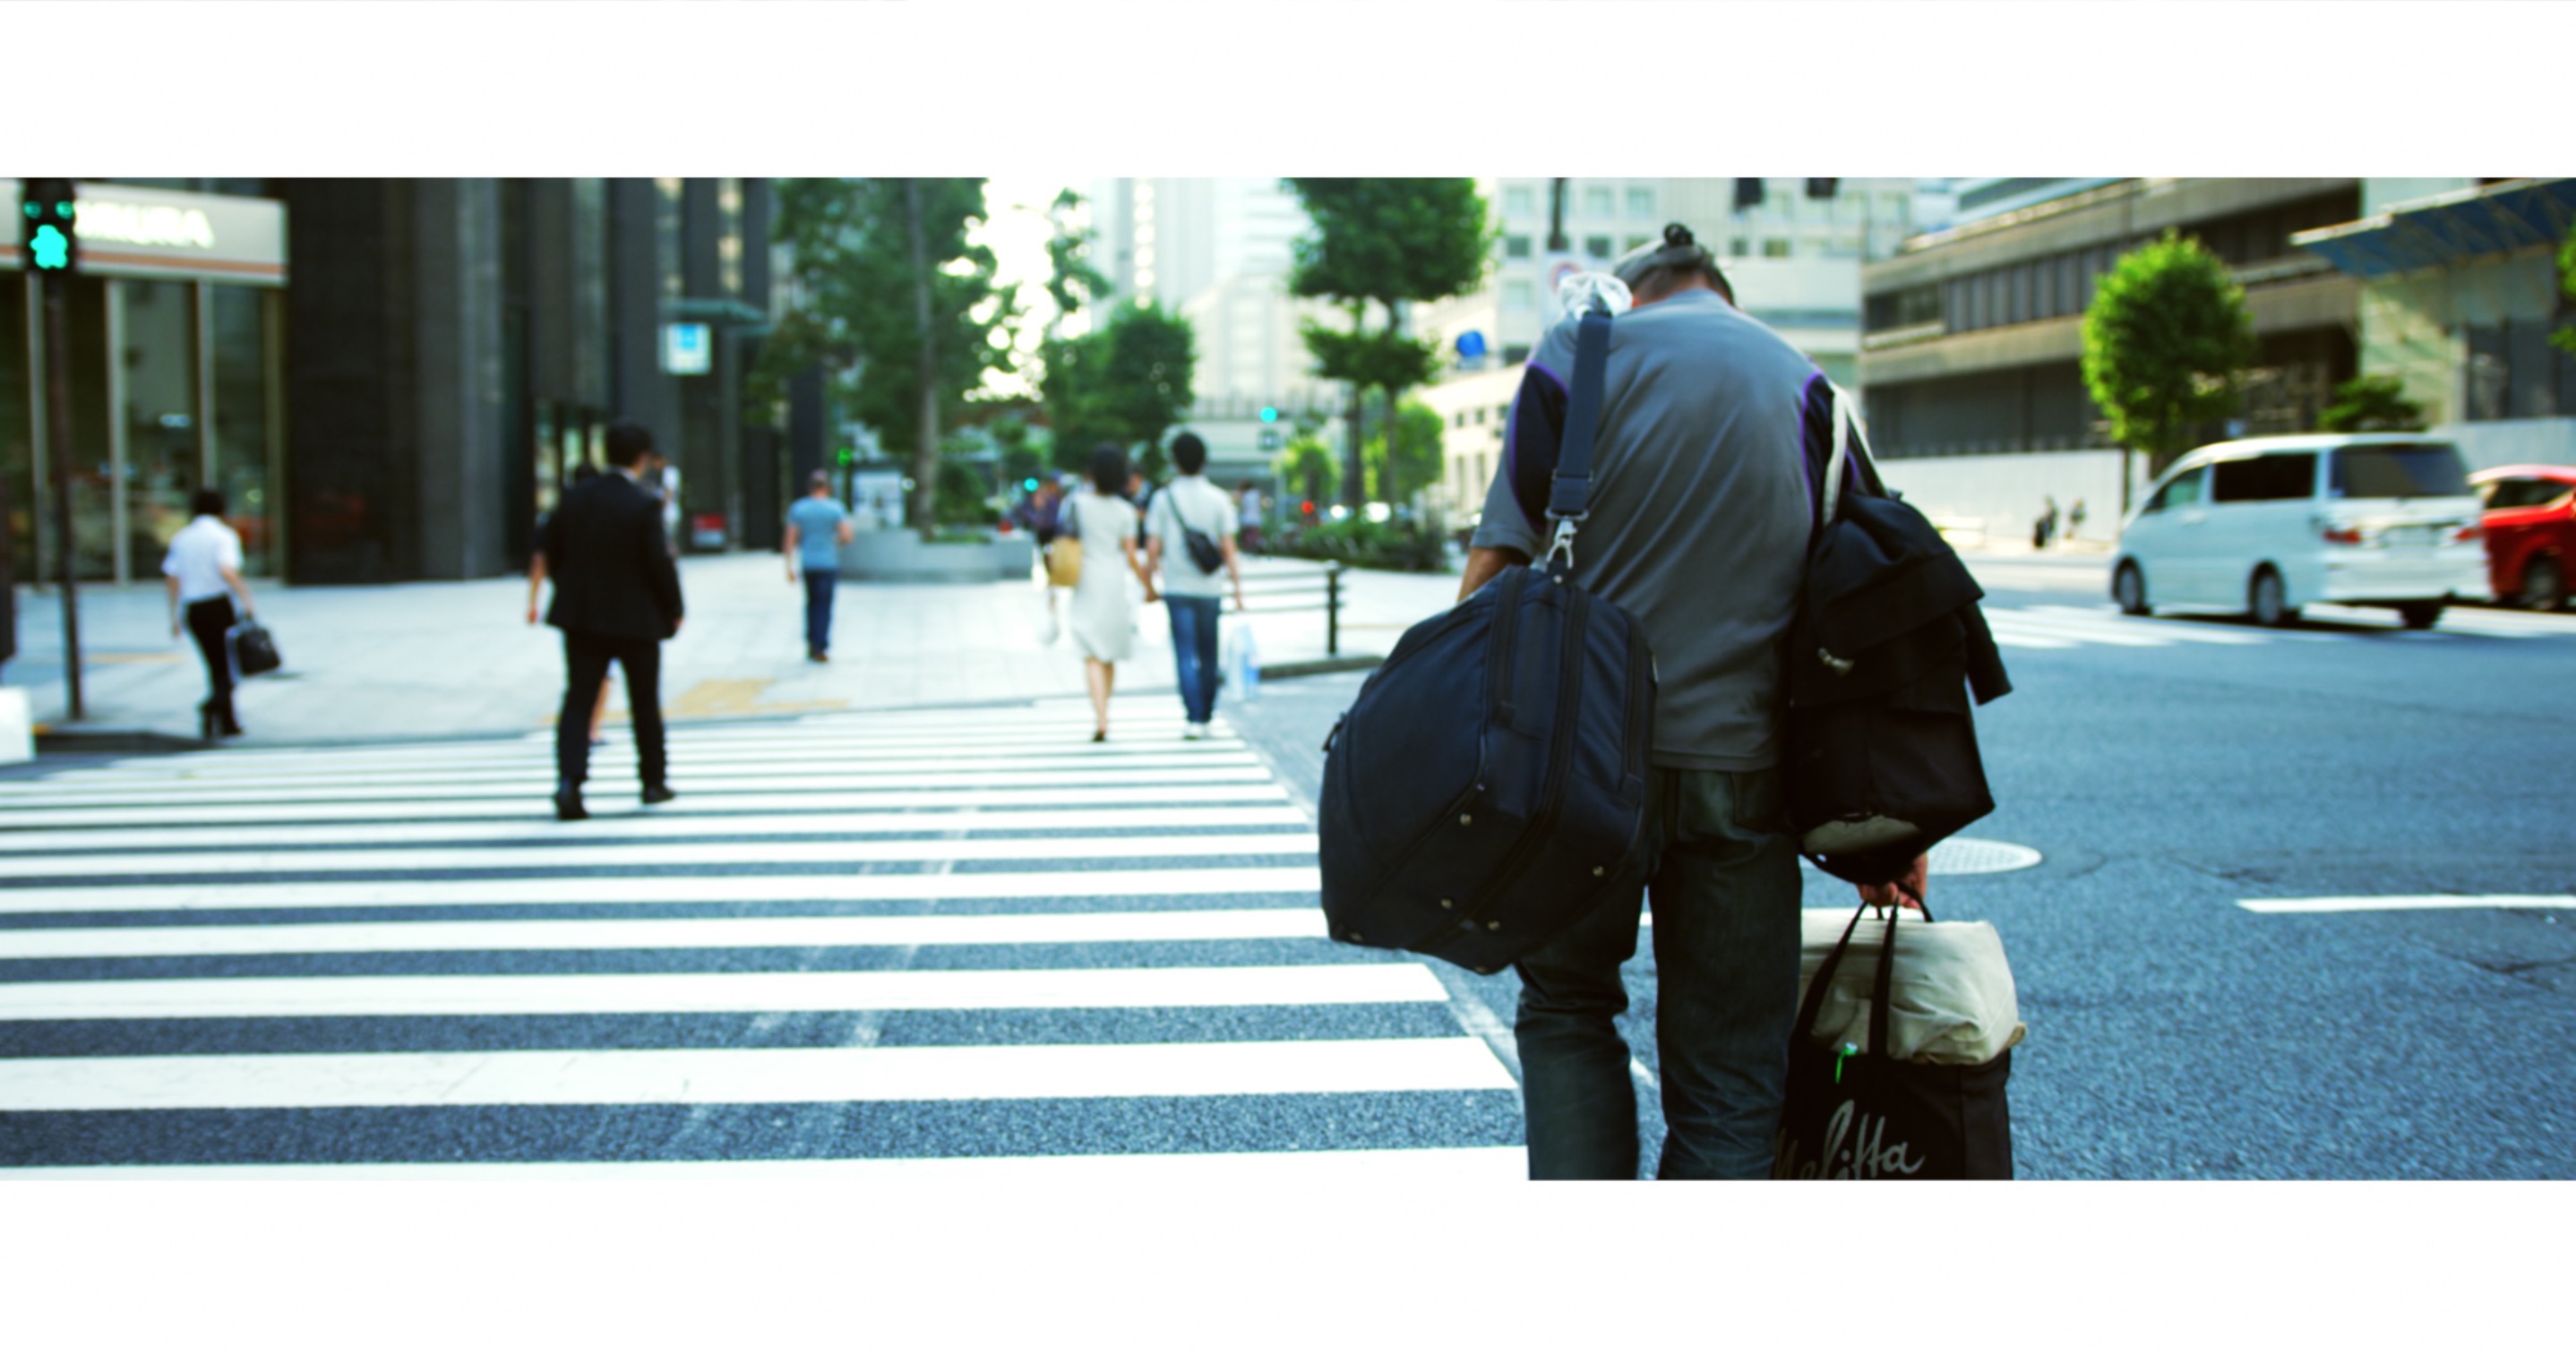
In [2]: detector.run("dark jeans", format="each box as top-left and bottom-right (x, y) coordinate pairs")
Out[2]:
(184, 596), (239, 733)
(1164, 593), (1222, 724)
(803, 568), (838, 655)
(1513, 766), (1802, 1179)
(558, 630), (666, 790)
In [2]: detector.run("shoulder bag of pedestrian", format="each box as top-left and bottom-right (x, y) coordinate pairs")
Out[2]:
(228, 616), (282, 678)
(1046, 496), (1084, 587)
(1315, 299), (1657, 975)
(1783, 389), (2012, 887)
(1773, 899), (2017, 1180)
(1177, 483), (1226, 575)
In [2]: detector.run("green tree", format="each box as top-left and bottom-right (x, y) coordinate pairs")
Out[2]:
(1286, 178), (1498, 507)
(2316, 374), (2428, 433)
(1100, 299), (1197, 460)
(2081, 230), (2257, 484)
(2553, 223), (2576, 358)
(758, 178), (1021, 536)
(1035, 190), (1117, 470)
(1277, 431), (1340, 508)
(1042, 189), (1110, 341)
(1366, 400), (1447, 504)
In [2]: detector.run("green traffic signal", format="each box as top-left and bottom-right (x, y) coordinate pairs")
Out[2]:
(1259, 407), (1279, 424)
(28, 224), (70, 271)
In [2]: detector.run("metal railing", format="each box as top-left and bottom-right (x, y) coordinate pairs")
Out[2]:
(1234, 561), (1346, 657)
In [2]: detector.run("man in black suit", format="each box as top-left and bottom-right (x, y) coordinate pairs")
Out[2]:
(541, 420), (685, 820)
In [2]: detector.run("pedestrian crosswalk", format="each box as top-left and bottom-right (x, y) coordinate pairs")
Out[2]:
(0, 700), (1525, 1178)
(1980, 602), (2576, 650)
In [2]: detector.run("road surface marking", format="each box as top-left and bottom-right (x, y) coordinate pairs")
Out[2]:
(0, 907), (1334, 959)
(0, 784), (1293, 831)
(0, 832), (1319, 879)
(0, 1146), (1527, 1181)
(2237, 895), (2575, 914)
(4, 765), (1278, 810)
(0, 865), (1325, 913)
(0, 805), (1310, 855)
(0, 1038), (1517, 1110)
(0, 964), (1444, 1020)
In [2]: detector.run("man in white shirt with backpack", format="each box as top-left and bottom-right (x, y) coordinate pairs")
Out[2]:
(1145, 432), (1248, 740)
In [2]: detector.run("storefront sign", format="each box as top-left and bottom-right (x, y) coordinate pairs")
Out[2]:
(0, 179), (287, 286)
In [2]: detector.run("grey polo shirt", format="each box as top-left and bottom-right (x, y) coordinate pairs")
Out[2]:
(1470, 289), (1839, 772)
(1146, 475), (1236, 598)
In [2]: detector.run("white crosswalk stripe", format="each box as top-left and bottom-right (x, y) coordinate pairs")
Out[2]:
(0, 702), (1523, 1175)
(1982, 602), (2576, 651)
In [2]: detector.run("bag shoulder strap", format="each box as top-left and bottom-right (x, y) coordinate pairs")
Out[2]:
(1816, 381), (1886, 533)
(1541, 306), (1614, 578)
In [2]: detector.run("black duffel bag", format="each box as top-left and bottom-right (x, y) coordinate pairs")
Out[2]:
(1784, 390), (2011, 887)
(1318, 303), (1657, 976)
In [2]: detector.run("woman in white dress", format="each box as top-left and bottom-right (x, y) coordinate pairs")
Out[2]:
(1067, 444), (1157, 741)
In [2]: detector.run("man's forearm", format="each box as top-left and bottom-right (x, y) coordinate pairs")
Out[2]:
(1458, 545), (1528, 603)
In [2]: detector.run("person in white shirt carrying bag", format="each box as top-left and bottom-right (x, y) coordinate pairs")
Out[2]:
(162, 487), (258, 740)
(1144, 433), (1248, 740)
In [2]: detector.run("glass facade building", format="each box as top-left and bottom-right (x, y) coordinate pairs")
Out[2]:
(2, 180), (288, 587)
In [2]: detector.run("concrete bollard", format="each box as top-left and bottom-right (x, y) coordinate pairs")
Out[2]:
(0, 688), (32, 765)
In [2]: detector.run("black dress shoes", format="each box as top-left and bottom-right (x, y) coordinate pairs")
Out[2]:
(640, 784), (677, 806)
(554, 784), (588, 821)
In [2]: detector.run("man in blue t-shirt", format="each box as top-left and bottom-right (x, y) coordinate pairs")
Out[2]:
(784, 470), (856, 662)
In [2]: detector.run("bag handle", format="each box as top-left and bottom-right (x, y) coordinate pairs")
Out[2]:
(1793, 895), (1934, 1057)
(1541, 304), (1614, 579)
(1814, 382), (1889, 534)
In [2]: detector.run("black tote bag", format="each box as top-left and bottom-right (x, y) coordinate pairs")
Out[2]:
(1773, 901), (2014, 1180)
(228, 620), (282, 678)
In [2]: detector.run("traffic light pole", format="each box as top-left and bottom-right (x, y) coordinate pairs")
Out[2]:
(40, 270), (82, 721)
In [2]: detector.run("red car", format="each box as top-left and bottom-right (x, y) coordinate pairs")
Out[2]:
(2469, 464), (2576, 611)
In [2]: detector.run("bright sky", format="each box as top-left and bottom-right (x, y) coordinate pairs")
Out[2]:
(972, 176), (1080, 400)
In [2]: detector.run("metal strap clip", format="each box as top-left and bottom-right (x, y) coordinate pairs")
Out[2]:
(1543, 517), (1581, 575)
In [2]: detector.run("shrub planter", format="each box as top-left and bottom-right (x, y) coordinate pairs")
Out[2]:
(838, 529), (1037, 583)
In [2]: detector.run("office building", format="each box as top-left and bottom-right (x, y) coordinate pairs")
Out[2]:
(3, 177), (791, 587)
(2292, 176), (2576, 469)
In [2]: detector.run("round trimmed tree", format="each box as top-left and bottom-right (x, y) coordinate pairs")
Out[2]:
(2081, 230), (2257, 481)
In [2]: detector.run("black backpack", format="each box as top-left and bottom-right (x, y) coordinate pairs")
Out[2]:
(1784, 392), (2012, 887)
(1318, 304), (1656, 975)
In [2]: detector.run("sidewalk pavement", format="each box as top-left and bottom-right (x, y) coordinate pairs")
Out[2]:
(3, 553), (1470, 749)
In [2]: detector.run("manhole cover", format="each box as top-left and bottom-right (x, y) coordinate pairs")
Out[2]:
(1797, 836), (2043, 877)
(1927, 837), (2043, 875)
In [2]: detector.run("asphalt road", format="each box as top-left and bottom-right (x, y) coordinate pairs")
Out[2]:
(1230, 557), (2576, 1178)
(0, 555), (2566, 1180)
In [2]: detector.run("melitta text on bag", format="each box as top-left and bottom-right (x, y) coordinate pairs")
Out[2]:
(1784, 390), (2013, 887)
(1316, 301), (1657, 975)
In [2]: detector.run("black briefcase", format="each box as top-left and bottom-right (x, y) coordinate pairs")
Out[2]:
(1773, 902), (2014, 1180)
(228, 620), (282, 678)
(1317, 302), (1657, 975)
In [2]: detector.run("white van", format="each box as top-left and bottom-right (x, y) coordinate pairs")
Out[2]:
(2112, 434), (2490, 629)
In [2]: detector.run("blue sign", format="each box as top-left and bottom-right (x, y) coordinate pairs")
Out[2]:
(1455, 330), (1489, 360)
(663, 323), (712, 376)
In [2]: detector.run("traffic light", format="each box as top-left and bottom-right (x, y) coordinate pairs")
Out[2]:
(1022, 477), (1039, 493)
(19, 178), (77, 275)
(1258, 406), (1278, 424)
(835, 446), (854, 467)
